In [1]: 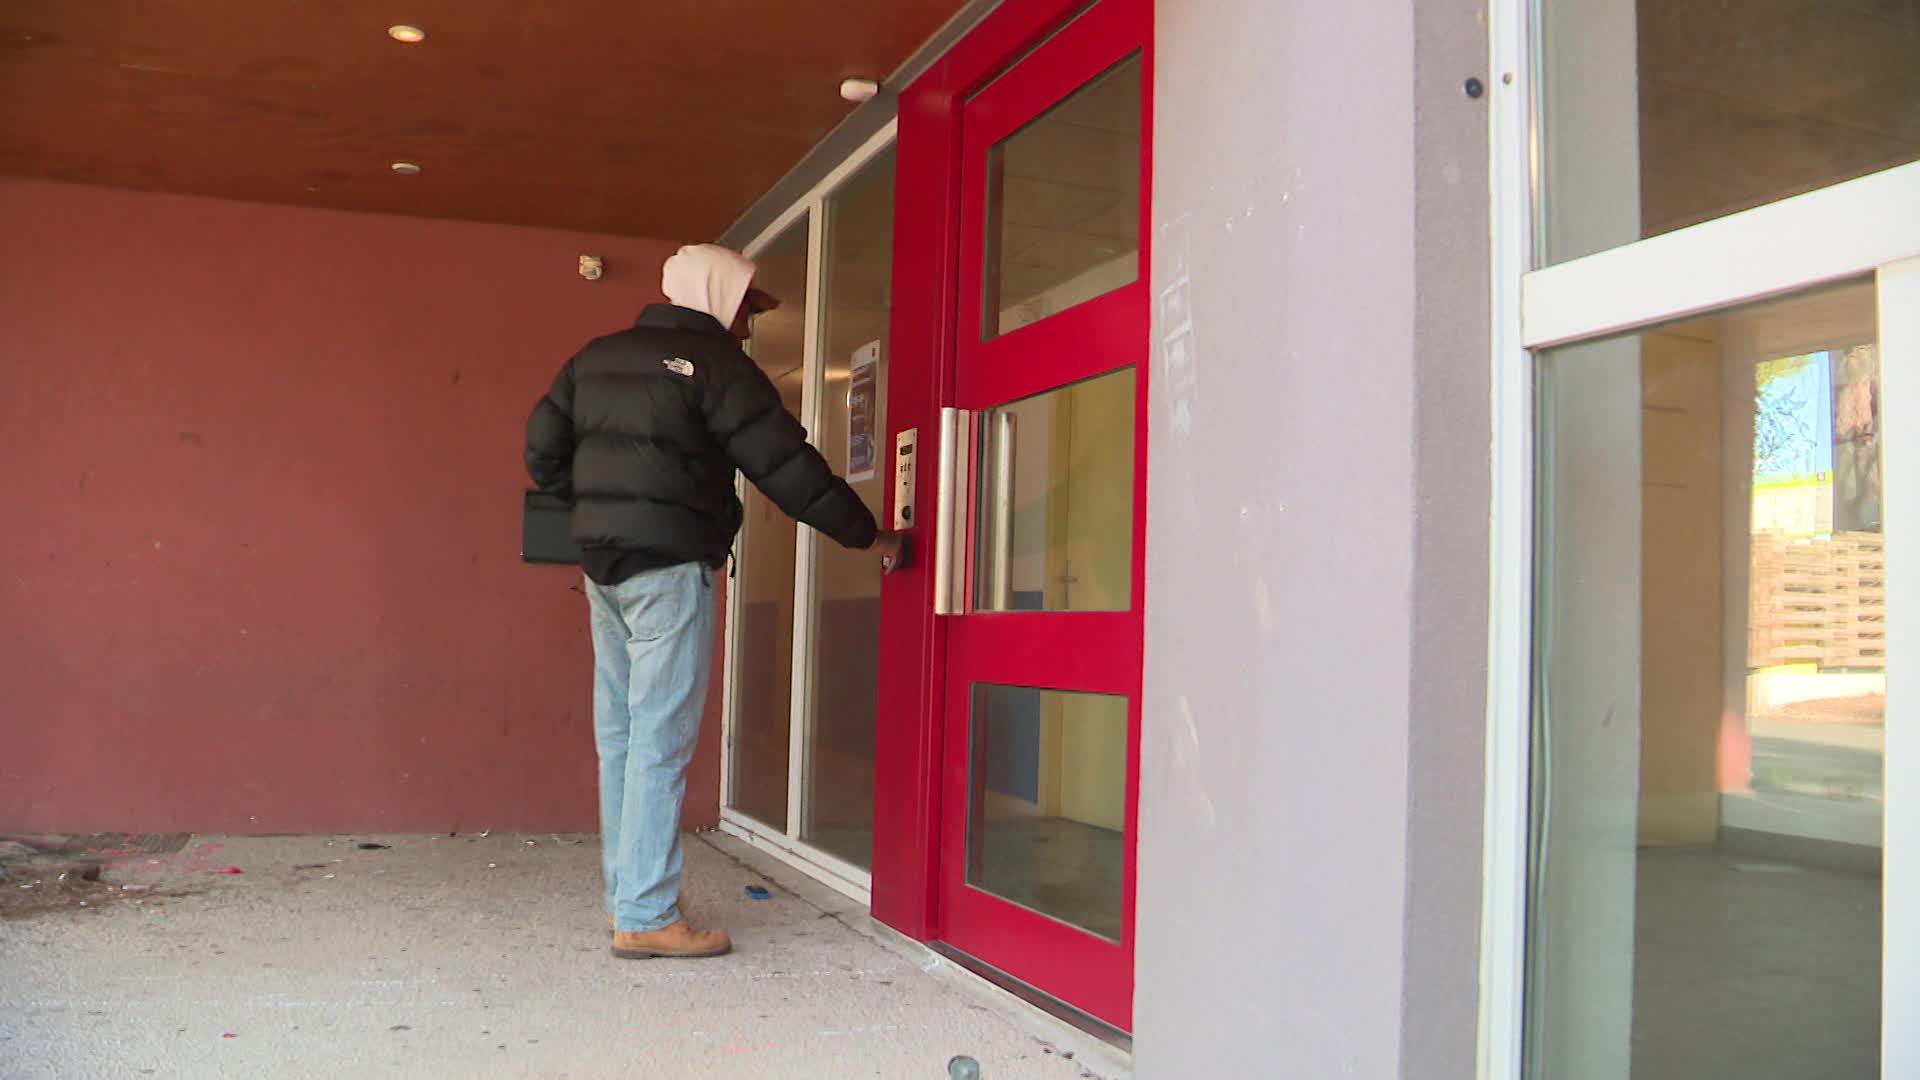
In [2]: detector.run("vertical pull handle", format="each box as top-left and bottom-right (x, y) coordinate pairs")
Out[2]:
(934, 407), (971, 615)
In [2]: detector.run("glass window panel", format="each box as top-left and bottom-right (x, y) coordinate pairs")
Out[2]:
(974, 368), (1135, 613)
(1526, 278), (1883, 1079)
(724, 219), (810, 831)
(983, 53), (1143, 338)
(967, 684), (1128, 941)
(1540, 1), (1920, 263)
(801, 147), (897, 869)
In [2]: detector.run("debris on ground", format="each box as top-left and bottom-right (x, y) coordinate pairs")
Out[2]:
(745, 884), (770, 900)
(1, 871), (195, 920)
(0, 833), (202, 920)
(357, 842), (391, 851)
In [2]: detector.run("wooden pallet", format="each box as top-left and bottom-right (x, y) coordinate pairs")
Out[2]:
(1749, 531), (1886, 669)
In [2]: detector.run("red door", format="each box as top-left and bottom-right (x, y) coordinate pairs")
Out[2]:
(930, 0), (1150, 1032)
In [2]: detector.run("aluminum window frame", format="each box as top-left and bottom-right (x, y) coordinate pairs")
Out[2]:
(1479, 1), (1920, 1074)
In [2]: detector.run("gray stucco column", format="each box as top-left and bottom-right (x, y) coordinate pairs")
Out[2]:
(1135, 0), (1491, 1075)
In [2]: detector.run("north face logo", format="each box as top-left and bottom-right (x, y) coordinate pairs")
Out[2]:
(663, 357), (695, 377)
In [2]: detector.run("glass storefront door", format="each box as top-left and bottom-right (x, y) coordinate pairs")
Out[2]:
(725, 219), (809, 833)
(721, 132), (898, 894)
(800, 147), (898, 870)
(1529, 279), (1897, 1078)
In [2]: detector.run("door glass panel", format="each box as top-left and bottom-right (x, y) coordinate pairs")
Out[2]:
(801, 147), (896, 869)
(975, 368), (1135, 613)
(1526, 278), (1883, 1078)
(725, 219), (810, 831)
(967, 684), (1128, 941)
(1539, 0), (1920, 264)
(983, 53), (1142, 338)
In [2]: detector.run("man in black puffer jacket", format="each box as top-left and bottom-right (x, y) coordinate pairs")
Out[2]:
(525, 243), (901, 961)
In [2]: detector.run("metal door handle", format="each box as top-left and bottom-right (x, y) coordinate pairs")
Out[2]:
(934, 407), (971, 615)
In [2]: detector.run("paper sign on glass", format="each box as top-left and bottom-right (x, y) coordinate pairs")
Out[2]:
(847, 341), (881, 482)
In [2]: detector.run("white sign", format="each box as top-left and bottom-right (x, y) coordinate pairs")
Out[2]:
(846, 341), (881, 482)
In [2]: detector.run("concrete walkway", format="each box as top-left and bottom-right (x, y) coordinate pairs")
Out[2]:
(0, 831), (1123, 1079)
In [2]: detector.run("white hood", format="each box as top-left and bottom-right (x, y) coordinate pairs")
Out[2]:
(661, 243), (758, 328)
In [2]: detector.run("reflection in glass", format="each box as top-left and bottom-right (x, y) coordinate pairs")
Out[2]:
(1526, 279), (1883, 1079)
(1748, 346), (1886, 809)
(984, 54), (1142, 337)
(974, 368), (1135, 613)
(967, 684), (1128, 941)
(1541, 0), (1920, 263)
(725, 220), (810, 831)
(801, 148), (897, 869)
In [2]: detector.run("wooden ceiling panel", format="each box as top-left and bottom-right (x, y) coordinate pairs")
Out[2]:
(0, 1), (965, 238)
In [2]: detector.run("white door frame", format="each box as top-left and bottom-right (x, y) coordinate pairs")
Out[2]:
(1876, 254), (1919, 1074)
(719, 119), (900, 905)
(1477, 0), (1920, 1070)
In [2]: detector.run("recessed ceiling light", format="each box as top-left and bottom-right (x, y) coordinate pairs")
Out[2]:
(388, 25), (426, 44)
(390, 161), (422, 175)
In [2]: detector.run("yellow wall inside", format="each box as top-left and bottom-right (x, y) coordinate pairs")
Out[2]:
(1035, 370), (1135, 833)
(1637, 327), (1726, 846)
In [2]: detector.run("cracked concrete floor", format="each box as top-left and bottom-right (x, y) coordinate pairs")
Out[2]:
(0, 831), (1121, 1079)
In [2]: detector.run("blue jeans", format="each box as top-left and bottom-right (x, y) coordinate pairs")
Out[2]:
(585, 562), (715, 933)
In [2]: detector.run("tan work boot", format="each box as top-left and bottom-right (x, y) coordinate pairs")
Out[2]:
(611, 920), (732, 959)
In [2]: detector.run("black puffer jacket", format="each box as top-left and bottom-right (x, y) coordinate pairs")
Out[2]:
(525, 304), (877, 579)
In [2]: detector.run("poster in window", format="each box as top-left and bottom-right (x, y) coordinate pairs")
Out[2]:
(846, 341), (880, 482)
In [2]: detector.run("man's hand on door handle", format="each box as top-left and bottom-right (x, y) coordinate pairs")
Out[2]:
(873, 531), (909, 574)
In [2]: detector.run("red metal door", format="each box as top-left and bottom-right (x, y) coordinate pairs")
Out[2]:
(930, 0), (1151, 1032)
